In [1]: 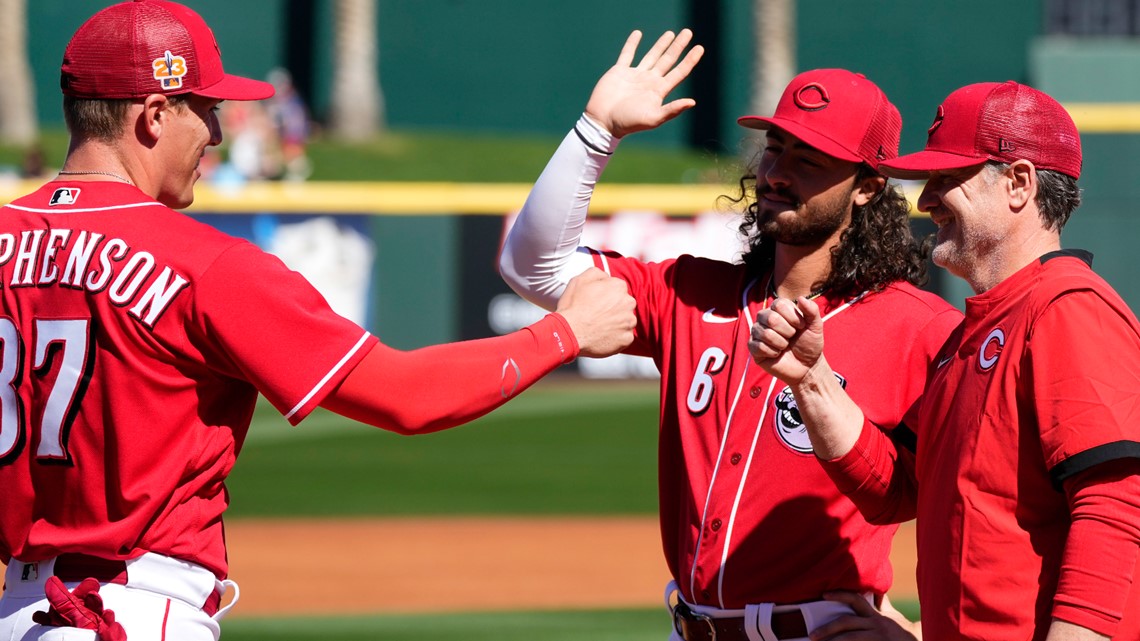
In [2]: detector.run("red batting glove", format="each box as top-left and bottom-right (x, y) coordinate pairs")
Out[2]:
(32, 576), (128, 641)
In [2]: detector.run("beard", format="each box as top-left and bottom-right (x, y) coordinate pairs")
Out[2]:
(755, 184), (852, 247)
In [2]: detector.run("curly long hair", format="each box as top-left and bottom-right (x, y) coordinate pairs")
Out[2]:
(725, 162), (930, 300)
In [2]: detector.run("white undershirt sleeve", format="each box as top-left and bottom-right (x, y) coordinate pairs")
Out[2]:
(498, 113), (620, 310)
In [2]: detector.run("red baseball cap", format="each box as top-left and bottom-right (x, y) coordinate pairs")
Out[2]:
(61, 0), (274, 101)
(737, 69), (901, 170)
(879, 81), (1082, 180)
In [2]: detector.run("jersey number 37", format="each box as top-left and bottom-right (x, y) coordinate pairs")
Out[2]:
(0, 318), (92, 465)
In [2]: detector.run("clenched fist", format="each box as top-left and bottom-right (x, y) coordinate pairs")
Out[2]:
(555, 268), (637, 358)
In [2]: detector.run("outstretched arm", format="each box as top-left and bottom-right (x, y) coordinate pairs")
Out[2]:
(322, 268), (635, 433)
(499, 30), (704, 310)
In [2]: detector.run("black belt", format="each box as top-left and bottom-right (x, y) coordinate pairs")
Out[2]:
(673, 600), (809, 641)
(53, 553), (128, 585)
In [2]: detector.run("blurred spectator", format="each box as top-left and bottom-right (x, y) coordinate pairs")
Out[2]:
(220, 101), (283, 182)
(21, 146), (47, 179)
(266, 67), (313, 181)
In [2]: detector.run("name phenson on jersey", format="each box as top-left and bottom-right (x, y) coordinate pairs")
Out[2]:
(0, 229), (188, 329)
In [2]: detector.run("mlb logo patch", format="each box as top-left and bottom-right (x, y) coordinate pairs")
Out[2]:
(49, 188), (81, 206)
(153, 50), (188, 91)
(20, 562), (38, 582)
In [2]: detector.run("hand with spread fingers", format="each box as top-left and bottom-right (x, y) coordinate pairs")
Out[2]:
(807, 591), (919, 641)
(584, 29), (704, 138)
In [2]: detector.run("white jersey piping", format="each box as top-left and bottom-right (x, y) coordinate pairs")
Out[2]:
(285, 331), (372, 421)
(687, 276), (759, 602)
(691, 285), (867, 606)
(4, 201), (159, 215)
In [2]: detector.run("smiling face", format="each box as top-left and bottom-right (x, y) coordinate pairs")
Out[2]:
(154, 94), (223, 209)
(753, 128), (861, 247)
(916, 163), (1008, 282)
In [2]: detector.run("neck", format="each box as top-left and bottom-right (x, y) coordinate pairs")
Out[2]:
(62, 140), (138, 188)
(771, 241), (834, 300)
(964, 227), (1062, 294)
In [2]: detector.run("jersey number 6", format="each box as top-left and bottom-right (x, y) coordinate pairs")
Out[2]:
(687, 347), (727, 415)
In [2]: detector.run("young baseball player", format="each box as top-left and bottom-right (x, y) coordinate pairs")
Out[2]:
(0, 2), (637, 640)
(498, 30), (962, 640)
(751, 82), (1140, 641)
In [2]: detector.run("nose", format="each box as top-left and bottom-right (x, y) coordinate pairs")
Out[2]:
(760, 153), (791, 191)
(208, 113), (223, 147)
(916, 178), (940, 212)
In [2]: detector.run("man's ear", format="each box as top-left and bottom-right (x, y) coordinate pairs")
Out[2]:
(140, 94), (170, 142)
(853, 174), (886, 207)
(1007, 159), (1037, 211)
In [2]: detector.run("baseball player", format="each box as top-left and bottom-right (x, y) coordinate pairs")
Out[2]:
(0, 2), (636, 640)
(498, 30), (961, 640)
(751, 82), (1140, 641)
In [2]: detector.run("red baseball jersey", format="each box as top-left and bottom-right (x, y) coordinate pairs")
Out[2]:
(591, 249), (961, 607)
(0, 181), (378, 578)
(911, 250), (1140, 641)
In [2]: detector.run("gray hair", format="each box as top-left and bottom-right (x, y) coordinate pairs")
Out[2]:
(985, 161), (1082, 232)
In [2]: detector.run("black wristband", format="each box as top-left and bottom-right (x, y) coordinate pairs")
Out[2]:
(573, 125), (613, 155)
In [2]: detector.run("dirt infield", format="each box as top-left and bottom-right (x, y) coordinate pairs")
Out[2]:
(0, 518), (917, 616)
(223, 517), (918, 617)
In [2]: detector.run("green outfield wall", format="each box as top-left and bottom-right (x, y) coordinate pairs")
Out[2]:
(27, 0), (1043, 151)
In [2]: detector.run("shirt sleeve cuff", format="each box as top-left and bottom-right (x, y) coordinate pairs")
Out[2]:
(819, 415), (888, 494)
(576, 113), (620, 155)
(543, 312), (581, 364)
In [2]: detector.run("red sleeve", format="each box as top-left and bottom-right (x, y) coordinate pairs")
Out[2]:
(818, 415), (918, 524)
(1053, 458), (1140, 636)
(1030, 292), (1140, 473)
(323, 313), (578, 434)
(589, 249), (674, 359)
(193, 242), (380, 423)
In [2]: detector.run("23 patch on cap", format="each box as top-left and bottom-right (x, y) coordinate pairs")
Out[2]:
(153, 50), (188, 91)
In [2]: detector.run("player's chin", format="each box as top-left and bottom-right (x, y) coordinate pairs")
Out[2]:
(160, 188), (197, 210)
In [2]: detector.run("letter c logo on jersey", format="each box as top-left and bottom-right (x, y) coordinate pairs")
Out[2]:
(978, 328), (1005, 371)
(774, 373), (847, 454)
(793, 83), (831, 111)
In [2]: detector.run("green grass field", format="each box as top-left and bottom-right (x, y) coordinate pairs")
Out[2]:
(223, 377), (920, 638)
(227, 377), (661, 517)
(222, 609), (669, 641)
(0, 126), (734, 185)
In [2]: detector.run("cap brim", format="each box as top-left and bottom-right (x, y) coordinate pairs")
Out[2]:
(878, 150), (987, 180)
(737, 115), (863, 164)
(193, 74), (275, 101)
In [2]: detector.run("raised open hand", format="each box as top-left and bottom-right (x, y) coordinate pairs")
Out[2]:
(584, 29), (704, 138)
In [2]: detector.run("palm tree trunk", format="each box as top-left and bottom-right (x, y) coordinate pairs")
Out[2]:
(329, 0), (386, 141)
(752, 0), (796, 116)
(0, 0), (37, 145)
